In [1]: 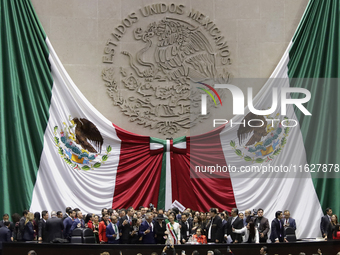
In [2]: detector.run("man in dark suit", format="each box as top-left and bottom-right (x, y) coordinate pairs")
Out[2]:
(106, 215), (120, 244)
(180, 213), (193, 244)
(270, 211), (287, 243)
(253, 208), (270, 243)
(63, 209), (75, 240)
(283, 210), (296, 230)
(139, 212), (156, 244)
(38, 210), (49, 242)
(320, 207), (333, 240)
(119, 206), (134, 244)
(62, 207), (71, 222)
(0, 214), (13, 241)
(206, 208), (223, 243)
(220, 212), (228, 227)
(244, 209), (252, 227)
(56, 211), (63, 219)
(0, 221), (11, 250)
(70, 211), (85, 234)
(224, 208), (244, 243)
(45, 211), (64, 242)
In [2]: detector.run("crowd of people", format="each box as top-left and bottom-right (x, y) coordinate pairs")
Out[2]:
(0, 206), (340, 245)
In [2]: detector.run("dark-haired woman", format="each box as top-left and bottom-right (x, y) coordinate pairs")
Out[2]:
(130, 218), (142, 244)
(99, 213), (110, 244)
(333, 224), (340, 240)
(154, 214), (166, 244)
(85, 213), (93, 229)
(191, 216), (203, 235)
(33, 212), (40, 240)
(232, 222), (259, 243)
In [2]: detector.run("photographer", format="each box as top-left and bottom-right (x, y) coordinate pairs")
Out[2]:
(161, 244), (176, 255)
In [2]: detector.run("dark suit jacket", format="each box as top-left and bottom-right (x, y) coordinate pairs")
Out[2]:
(224, 216), (244, 243)
(207, 216), (223, 242)
(283, 217), (296, 230)
(320, 215), (332, 239)
(17, 217), (26, 241)
(0, 227), (11, 249)
(253, 217), (270, 237)
(70, 218), (85, 234)
(106, 222), (120, 244)
(62, 213), (68, 222)
(63, 217), (73, 239)
(0, 221), (13, 236)
(154, 221), (166, 244)
(139, 221), (156, 244)
(45, 217), (64, 242)
(118, 215), (132, 243)
(38, 219), (48, 242)
(22, 222), (34, 241)
(180, 220), (193, 242)
(270, 218), (285, 243)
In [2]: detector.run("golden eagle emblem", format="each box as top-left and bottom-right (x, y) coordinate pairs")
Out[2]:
(72, 117), (104, 153)
(53, 115), (112, 171)
(237, 113), (268, 146)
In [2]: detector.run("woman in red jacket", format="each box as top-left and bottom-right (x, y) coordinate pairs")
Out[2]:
(333, 224), (340, 240)
(99, 213), (110, 243)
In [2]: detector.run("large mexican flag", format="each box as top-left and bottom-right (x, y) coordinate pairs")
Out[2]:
(1, 0), (339, 239)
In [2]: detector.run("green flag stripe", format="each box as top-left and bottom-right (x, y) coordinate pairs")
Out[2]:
(0, 0), (53, 215)
(174, 136), (186, 144)
(150, 137), (167, 210)
(151, 136), (186, 209)
(288, 0), (340, 215)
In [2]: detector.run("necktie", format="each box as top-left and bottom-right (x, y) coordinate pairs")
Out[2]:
(114, 224), (118, 240)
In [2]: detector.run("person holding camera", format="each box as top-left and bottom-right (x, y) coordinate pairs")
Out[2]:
(161, 243), (176, 255)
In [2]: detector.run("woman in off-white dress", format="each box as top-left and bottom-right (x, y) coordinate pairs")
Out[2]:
(166, 215), (181, 245)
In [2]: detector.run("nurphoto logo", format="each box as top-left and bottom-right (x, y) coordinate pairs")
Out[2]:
(199, 84), (311, 128)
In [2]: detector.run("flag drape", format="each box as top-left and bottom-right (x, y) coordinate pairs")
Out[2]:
(1, 0), (339, 240)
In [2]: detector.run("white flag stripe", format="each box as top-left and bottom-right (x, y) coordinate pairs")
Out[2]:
(165, 140), (172, 210)
(30, 38), (121, 214)
(220, 42), (323, 238)
(173, 142), (186, 149)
